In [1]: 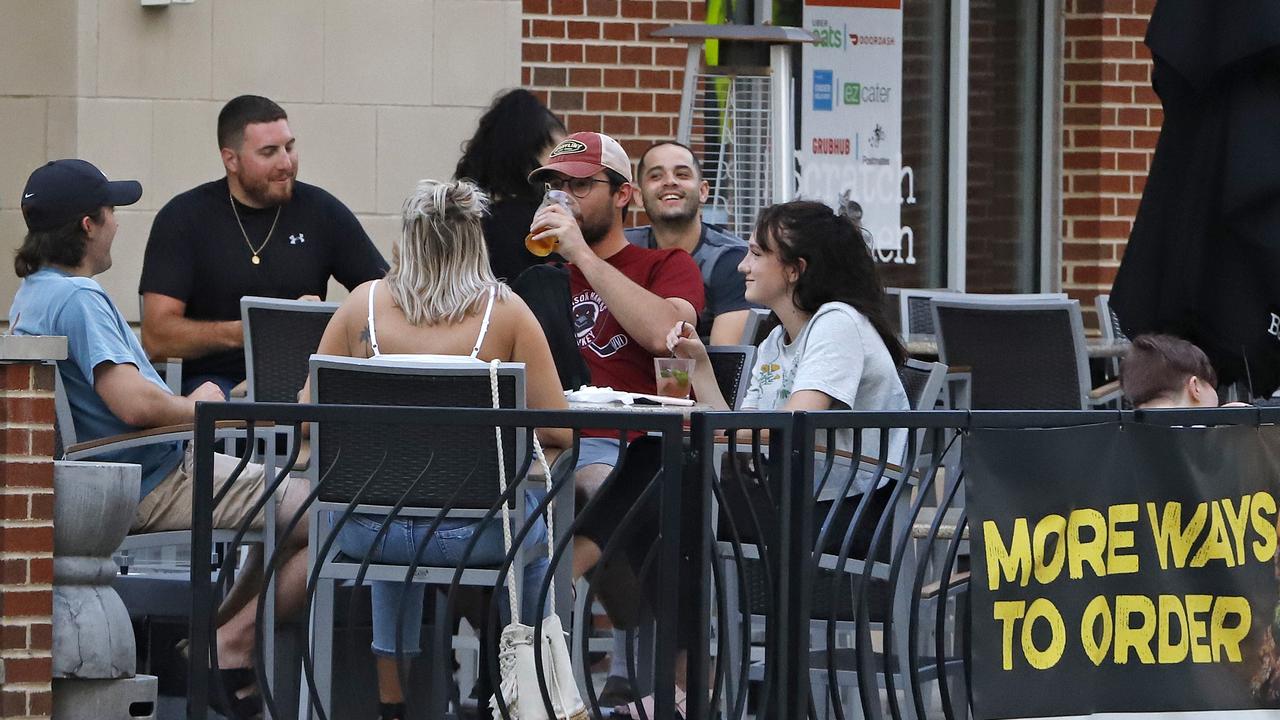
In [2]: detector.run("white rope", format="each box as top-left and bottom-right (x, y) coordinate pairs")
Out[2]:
(490, 359), (557, 624)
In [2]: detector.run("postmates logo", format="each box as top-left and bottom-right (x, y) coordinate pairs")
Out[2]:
(550, 139), (588, 158)
(812, 70), (834, 111)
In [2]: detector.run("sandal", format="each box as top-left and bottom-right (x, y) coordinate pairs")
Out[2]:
(597, 674), (637, 707)
(209, 667), (263, 720)
(614, 687), (686, 720)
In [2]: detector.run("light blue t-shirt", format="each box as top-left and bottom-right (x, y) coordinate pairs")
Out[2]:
(9, 268), (182, 497)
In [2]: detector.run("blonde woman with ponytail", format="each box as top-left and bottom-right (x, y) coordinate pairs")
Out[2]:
(305, 179), (569, 720)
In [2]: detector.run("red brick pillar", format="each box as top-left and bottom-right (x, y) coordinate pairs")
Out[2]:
(1060, 0), (1159, 330)
(522, 0), (704, 167)
(0, 337), (64, 720)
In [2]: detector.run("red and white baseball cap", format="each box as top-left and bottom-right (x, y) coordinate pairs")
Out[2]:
(529, 131), (633, 183)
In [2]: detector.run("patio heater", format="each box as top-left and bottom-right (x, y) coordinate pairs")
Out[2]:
(651, 24), (816, 237)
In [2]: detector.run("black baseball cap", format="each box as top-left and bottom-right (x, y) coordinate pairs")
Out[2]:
(20, 159), (142, 232)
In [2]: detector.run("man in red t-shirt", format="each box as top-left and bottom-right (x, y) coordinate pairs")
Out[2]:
(529, 131), (705, 711)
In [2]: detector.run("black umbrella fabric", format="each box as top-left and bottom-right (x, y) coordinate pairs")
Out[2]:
(1111, 0), (1280, 396)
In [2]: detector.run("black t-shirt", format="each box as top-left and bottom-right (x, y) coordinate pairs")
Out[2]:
(139, 178), (388, 382)
(483, 196), (561, 282)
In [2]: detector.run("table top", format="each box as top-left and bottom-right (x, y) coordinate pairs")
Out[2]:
(568, 400), (712, 417)
(905, 335), (1130, 359)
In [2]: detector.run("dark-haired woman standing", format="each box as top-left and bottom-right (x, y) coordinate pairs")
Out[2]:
(454, 89), (567, 282)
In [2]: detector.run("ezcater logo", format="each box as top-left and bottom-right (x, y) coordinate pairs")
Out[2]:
(843, 82), (893, 105)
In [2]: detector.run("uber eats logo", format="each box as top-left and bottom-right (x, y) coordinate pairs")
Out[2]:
(811, 19), (845, 49)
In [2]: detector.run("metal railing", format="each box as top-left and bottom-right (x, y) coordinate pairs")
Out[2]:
(177, 403), (1280, 719)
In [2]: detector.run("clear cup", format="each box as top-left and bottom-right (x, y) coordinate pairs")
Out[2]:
(524, 188), (573, 257)
(654, 357), (696, 399)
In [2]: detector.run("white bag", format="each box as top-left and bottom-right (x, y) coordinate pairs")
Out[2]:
(487, 361), (589, 720)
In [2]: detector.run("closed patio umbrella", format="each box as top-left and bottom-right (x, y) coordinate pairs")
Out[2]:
(1111, 0), (1280, 396)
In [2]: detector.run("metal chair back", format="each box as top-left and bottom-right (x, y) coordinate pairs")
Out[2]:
(241, 297), (340, 403)
(897, 359), (947, 410)
(932, 297), (1093, 409)
(1095, 293), (1128, 343)
(738, 308), (776, 346)
(885, 287), (959, 337)
(706, 345), (757, 410)
(308, 355), (525, 512)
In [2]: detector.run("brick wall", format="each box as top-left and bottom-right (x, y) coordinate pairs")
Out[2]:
(1060, 0), (1159, 329)
(522, 0), (703, 174)
(0, 363), (55, 719)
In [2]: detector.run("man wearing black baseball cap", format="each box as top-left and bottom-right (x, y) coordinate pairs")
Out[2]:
(8, 159), (309, 717)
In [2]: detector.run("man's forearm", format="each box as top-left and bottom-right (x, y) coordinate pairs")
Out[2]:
(135, 391), (198, 428)
(576, 254), (690, 355)
(142, 317), (243, 361)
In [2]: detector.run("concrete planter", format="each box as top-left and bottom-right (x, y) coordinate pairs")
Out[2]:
(52, 460), (140, 679)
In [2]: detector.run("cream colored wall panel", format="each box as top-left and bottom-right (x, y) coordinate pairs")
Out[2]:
(287, 104), (377, 214)
(96, 0), (212, 99)
(75, 99), (154, 210)
(211, 0), (325, 103)
(46, 97), (79, 161)
(375, 105), (479, 214)
(0, 210), (27, 309)
(77, 0), (99, 96)
(95, 208), (156, 320)
(0, 1), (77, 95)
(432, 1), (520, 107)
(356, 213), (400, 264)
(151, 100), (224, 208)
(324, 0), (433, 106)
(325, 215), (396, 304)
(0, 99), (48, 212)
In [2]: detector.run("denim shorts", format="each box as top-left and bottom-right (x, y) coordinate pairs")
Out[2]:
(334, 497), (549, 658)
(575, 437), (625, 470)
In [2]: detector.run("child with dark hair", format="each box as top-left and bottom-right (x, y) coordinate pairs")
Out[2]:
(1120, 333), (1220, 408)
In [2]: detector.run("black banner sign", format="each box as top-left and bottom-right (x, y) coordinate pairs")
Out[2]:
(968, 423), (1280, 719)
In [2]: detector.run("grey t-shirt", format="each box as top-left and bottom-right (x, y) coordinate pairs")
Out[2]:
(743, 301), (909, 493)
(625, 223), (756, 338)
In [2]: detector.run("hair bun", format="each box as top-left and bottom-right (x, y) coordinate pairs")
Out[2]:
(405, 178), (490, 224)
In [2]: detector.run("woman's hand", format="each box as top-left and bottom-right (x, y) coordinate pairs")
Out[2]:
(666, 321), (708, 365)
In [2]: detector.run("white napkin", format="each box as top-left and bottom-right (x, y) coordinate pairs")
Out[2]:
(565, 386), (634, 404)
(565, 386), (695, 407)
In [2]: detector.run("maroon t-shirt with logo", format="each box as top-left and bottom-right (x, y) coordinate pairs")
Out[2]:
(570, 243), (705, 398)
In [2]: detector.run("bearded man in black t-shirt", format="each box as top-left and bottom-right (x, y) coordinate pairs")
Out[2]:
(139, 95), (387, 395)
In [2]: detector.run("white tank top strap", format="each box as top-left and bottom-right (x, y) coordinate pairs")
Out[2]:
(366, 279), (382, 357)
(470, 285), (497, 359)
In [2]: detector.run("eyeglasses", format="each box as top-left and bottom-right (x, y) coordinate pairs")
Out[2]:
(545, 177), (611, 199)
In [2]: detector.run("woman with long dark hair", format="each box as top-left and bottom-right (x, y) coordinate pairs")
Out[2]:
(673, 199), (907, 425)
(587, 200), (909, 718)
(454, 88), (567, 282)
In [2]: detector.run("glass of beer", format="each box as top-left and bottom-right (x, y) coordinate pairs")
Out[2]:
(654, 357), (695, 399)
(525, 189), (573, 257)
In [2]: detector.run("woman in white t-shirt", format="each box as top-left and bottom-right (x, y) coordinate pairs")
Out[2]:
(671, 199), (908, 437)
(605, 201), (909, 719)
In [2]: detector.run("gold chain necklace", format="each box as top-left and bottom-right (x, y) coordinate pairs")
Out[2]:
(229, 186), (281, 266)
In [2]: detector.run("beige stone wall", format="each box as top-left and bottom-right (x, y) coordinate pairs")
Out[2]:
(0, 0), (522, 321)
